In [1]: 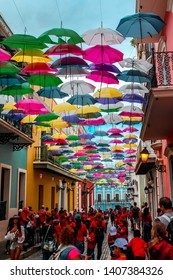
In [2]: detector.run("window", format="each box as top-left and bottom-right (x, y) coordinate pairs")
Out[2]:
(98, 194), (101, 202)
(107, 193), (110, 202)
(115, 194), (119, 202)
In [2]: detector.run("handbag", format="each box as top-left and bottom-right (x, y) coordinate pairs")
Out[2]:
(43, 226), (54, 252)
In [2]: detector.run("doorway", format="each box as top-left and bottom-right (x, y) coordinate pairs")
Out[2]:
(18, 170), (26, 210)
(51, 187), (55, 210)
(38, 185), (44, 210)
(0, 165), (11, 220)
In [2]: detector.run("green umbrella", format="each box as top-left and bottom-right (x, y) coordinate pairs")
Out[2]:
(0, 84), (34, 95)
(34, 113), (59, 122)
(66, 135), (81, 141)
(72, 162), (83, 169)
(0, 61), (20, 74)
(77, 156), (89, 161)
(69, 141), (83, 147)
(27, 73), (63, 87)
(38, 28), (84, 45)
(1, 34), (47, 49)
(85, 149), (98, 154)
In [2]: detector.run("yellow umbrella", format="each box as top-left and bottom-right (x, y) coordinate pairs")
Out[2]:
(2, 102), (17, 110)
(21, 115), (38, 123)
(76, 105), (101, 114)
(111, 145), (124, 150)
(122, 116), (142, 121)
(93, 87), (122, 98)
(51, 132), (67, 139)
(124, 134), (138, 139)
(11, 49), (52, 63)
(36, 126), (51, 132)
(116, 160), (125, 167)
(53, 102), (77, 113)
(49, 118), (70, 129)
(123, 143), (137, 148)
(48, 145), (59, 150)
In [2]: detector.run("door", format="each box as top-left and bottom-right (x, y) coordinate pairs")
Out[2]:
(51, 187), (55, 210)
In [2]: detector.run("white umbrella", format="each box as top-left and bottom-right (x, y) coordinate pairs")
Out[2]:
(60, 80), (96, 95)
(82, 27), (125, 45)
(119, 58), (152, 73)
(57, 66), (90, 77)
(104, 114), (122, 124)
(118, 83), (149, 94)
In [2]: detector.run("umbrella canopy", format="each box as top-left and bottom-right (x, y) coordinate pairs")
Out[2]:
(0, 84), (34, 96)
(122, 93), (146, 104)
(67, 94), (97, 106)
(88, 63), (121, 73)
(51, 56), (88, 68)
(83, 45), (124, 63)
(0, 61), (20, 74)
(0, 74), (26, 85)
(27, 73), (63, 87)
(15, 98), (45, 111)
(76, 105), (100, 114)
(117, 69), (150, 83)
(38, 28), (84, 44)
(120, 105), (144, 117)
(82, 27), (125, 45)
(94, 130), (108, 136)
(86, 70), (119, 84)
(45, 43), (85, 56)
(119, 58), (152, 73)
(36, 86), (68, 99)
(79, 133), (94, 140)
(118, 83), (149, 94)
(53, 102), (77, 113)
(60, 80), (95, 95)
(94, 87), (122, 98)
(0, 48), (11, 61)
(57, 66), (90, 77)
(11, 49), (51, 63)
(34, 113), (58, 122)
(116, 12), (165, 39)
(100, 102), (123, 112)
(22, 62), (55, 73)
(2, 34), (47, 49)
(104, 113), (122, 124)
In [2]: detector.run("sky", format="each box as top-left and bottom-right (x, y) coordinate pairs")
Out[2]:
(0, 0), (136, 58)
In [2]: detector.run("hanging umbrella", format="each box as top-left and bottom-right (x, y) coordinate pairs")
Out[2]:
(51, 56), (88, 68)
(66, 135), (81, 141)
(82, 27), (125, 45)
(100, 102), (123, 112)
(36, 86), (68, 99)
(110, 139), (123, 144)
(0, 84), (34, 96)
(79, 133), (94, 140)
(118, 83), (149, 94)
(119, 58), (152, 73)
(119, 105), (144, 117)
(38, 28), (84, 44)
(80, 118), (105, 125)
(62, 114), (82, 123)
(104, 113), (122, 124)
(52, 132), (67, 139)
(86, 70), (119, 84)
(107, 128), (122, 134)
(117, 69), (151, 83)
(94, 87), (122, 98)
(57, 66), (90, 77)
(0, 74), (26, 85)
(53, 102), (77, 113)
(0, 48), (12, 61)
(88, 63), (121, 73)
(27, 73), (63, 87)
(122, 116), (142, 125)
(67, 94), (98, 106)
(15, 98), (45, 111)
(60, 80), (95, 95)
(49, 118), (70, 129)
(83, 45), (123, 63)
(94, 130), (108, 136)
(123, 138), (138, 144)
(76, 105), (100, 115)
(122, 127), (138, 133)
(2, 34), (47, 49)
(122, 93), (146, 104)
(22, 62), (55, 73)
(0, 61), (20, 74)
(11, 49), (52, 63)
(116, 12), (165, 40)
(45, 43), (85, 56)
(34, 113), (59, 122)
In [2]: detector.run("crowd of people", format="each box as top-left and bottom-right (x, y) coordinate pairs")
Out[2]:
(4, 196), (173, 260)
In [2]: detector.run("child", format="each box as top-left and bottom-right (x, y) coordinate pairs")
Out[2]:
(112, 237), (128, 260)
(127, 229), (147, 260)
(108, 226), (120, 258)
(86, 226), (96, 260)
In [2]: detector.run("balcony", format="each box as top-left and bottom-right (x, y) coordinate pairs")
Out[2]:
(33, 145), (83, 181)
(135, 141), (156, 175)
(140, 50), (173, 143)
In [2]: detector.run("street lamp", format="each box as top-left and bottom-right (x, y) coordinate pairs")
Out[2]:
(140, 147), (166, 172)
(140, 147), (149, 163)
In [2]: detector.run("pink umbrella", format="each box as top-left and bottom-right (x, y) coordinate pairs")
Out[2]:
(22, 62), (56, 73)
(83, 45), (123, 63)
(79, 118), (105, 125)
(45, 44), (85, 56)
(24, 108), (50, 115)
(124, 158), (136, 163)
(125, 148), (137, 154)
(74, 151), (87, 156)
(86, 70), (119, 84)
(0, 48), (11, 61)
(119, 111), (144, 117)
(110, 139), (123, 144)
(88, 154), (101, 158)
(107, 128), (122, 133)
(122, 127), (139, 133)
(15, 99), (45, 111)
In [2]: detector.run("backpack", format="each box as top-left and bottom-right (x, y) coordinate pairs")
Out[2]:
(95, 223), (104, 243)
(132, 207), (140, 219)
(166, 215), (173, 245)
(49, 245), (76, 260)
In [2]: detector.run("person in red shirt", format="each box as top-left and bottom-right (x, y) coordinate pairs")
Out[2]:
(73, 214), (87, 254)
(127, 229), (147, 260)
(112, 238), (128, 260)
(38, 205), (46, 226)
(142, 207), (152, 242)
(117, 220), (128, 240)
(86, 226), (96, 260)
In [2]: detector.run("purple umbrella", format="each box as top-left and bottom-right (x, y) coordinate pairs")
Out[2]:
(96, 97), (121, 104)
(88, 63), (121, 73)
(123, 138), (138, 144)
(62, 114), (82, 122)
(79, 133), (95, 140)
(122, 93), (146, 104)
(51, 56), (89, 68)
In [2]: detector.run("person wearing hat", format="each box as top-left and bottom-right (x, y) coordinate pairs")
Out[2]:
(108, 226), (120, 258)
(5, 215), (25, 260)
(112, 237), (128, 260)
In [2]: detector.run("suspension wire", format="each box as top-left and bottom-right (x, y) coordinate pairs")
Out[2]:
(99, 0), (103, 27)
(12, 0), (29, 34)
(55, 0), (63, 27)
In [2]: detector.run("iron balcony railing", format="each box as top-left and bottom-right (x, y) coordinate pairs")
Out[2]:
(0, 201), (7, 221)
(34, 145), (62, 167)
(94, 199), (128, 204)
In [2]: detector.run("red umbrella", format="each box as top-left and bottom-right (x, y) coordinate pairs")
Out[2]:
(83, 45), (123, 63)
(86, 70), (119, 84)
(45, 44), (85, 56)
(15, 99), (45, 111)
(22, 62), (56, 73)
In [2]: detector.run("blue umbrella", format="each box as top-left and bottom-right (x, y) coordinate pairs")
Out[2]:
(117, 69), (151, 83)
(36, 86), (68, 98)
(67, 94), (98, 106)
(62, 114), (82, 123)
(0, 74), (26, 85)
(122, 93), (146, 104)
(88, 63), (121, 73)
(116, 12), (165, 39)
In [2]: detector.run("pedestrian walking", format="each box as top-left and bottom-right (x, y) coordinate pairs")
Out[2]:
(86, 226), (96, 260)
(112, 238), (128, 260)
(142, 207), (152, 242)
(127, 229), (147, 260)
